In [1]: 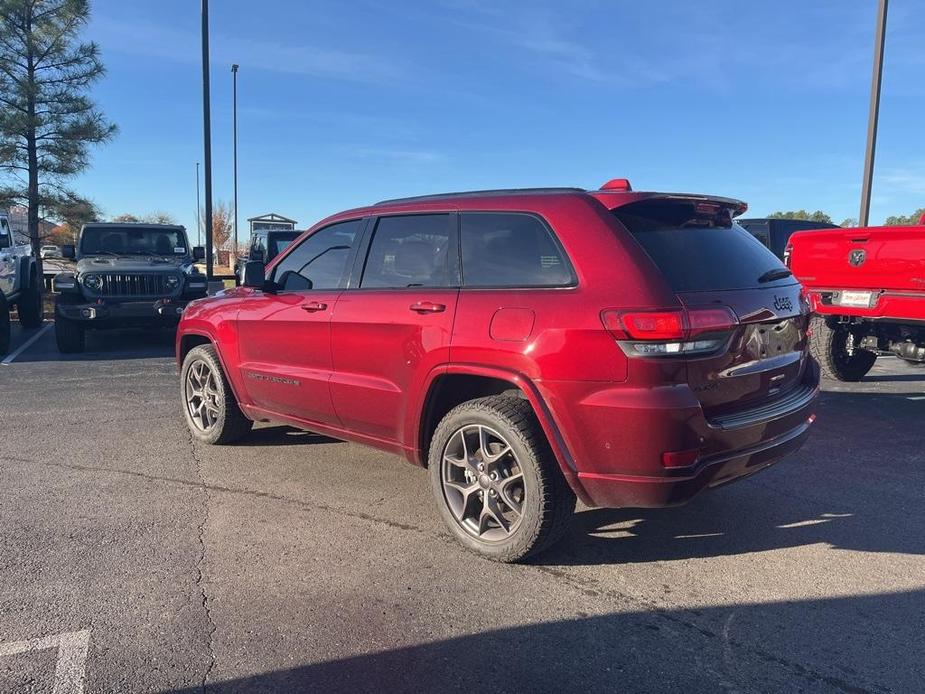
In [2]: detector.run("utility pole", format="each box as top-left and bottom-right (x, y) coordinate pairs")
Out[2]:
(201, 0), (214, 279)
(232, 64), (239, 263)
(196, 162), (201, 246)
(860, 0), (888, 227)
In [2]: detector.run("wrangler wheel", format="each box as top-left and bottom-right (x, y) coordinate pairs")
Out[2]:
(429, 395), (575, 562)
(16, 271), (43, 328)
(0, 295), (10, 356)
(181, 344), (252, 444)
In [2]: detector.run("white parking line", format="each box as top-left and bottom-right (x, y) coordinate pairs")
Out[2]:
(1, 321), (53, 365)
(0, 629), (90, 694)
(907, 396), (925, 401)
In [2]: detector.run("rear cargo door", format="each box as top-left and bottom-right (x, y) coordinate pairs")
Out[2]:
(614, 201), (810, 418)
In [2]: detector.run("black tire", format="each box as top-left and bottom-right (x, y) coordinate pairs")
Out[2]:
(55, 316), (85, 354)
(809, 316), (876, 382)
(0, 294), (10, 356)
(428, 395), (575, 563)
(16, 270), (43, 328)
(181, 344), (253, 445)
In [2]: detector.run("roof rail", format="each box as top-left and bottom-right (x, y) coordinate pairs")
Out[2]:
(375, 187), (586, 206)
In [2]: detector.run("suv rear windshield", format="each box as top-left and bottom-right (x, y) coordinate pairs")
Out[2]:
(80, 226), (188, 256)
(614, 201), (792, 292)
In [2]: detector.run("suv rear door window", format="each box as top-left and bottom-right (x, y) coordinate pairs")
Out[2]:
(360, 214), (453, 288)
(272, 219), (361, 291)
(614, 202), (791, 292)
(461, 213), (573, 288)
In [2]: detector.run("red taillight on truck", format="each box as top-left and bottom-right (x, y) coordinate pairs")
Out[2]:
(601, 307), (738, 357)
(783, 244), (793, 267)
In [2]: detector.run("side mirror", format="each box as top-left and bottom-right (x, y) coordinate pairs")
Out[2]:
(243, 260), (267, 289)
(275, 270), (313, 291)
(193, 246), (205, 261)
(62, 244), (76, 259)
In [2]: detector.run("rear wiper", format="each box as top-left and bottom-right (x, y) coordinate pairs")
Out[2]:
(758, 268), (792, 283)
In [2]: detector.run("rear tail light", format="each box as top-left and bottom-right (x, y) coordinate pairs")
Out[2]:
(601, 307), (738, 357)
(783, 244), (793, 267)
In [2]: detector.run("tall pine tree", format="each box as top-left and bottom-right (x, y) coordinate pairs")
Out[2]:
(0, 0), (115, 273)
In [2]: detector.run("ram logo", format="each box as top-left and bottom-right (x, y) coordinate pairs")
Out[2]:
(849, 249), (866, 267)
(773, 295), (793, 313)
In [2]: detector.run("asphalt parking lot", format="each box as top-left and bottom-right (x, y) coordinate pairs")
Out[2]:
(1, 322), (923, 693)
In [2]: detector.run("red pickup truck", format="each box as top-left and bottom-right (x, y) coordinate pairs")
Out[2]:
(788, 215), (925, 380)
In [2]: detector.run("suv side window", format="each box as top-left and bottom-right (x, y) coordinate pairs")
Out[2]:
(272, 219), (362, 291)
(0, 218), (10, 249)
(461, 212), (574, 288)
(360, 214), (453, 289)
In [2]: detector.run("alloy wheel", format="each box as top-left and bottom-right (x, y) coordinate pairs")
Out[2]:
(441, 424), (525, 542)
(185, 359), (221, 432)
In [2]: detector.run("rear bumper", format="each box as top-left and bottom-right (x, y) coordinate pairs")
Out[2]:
(576, 414), (814, 507)
(540, 360), (820, 508)
(808, 288), (925, 323)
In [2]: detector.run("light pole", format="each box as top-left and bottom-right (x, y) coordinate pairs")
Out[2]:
(201, 0), (214, 279)
(196, 162), (201, 246)
(860, 0), (888, 227)
(232, 63), (239, 263)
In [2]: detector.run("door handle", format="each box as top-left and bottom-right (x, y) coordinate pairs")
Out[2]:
(301, 301), (328, 313)
(409, 301), (446, 314)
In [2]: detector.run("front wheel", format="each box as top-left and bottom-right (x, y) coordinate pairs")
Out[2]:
(55, 316), (85, 353)
(428, 395), (575, 563)
(809, 317), (876, 382)
(181, 344), (253, 445)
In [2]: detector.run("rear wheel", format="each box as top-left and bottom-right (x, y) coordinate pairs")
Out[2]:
(810, 316), (876, 382)
(16, 270), (43, 328)
(0, 295), (10, 355)
(428, 395), (575, 562)
(55, 316), (85, 353)
(181, 344), (253, 444)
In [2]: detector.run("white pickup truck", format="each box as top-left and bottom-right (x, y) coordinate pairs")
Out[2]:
(0, 210), (44, 354)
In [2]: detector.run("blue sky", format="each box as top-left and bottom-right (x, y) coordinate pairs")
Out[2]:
(74, 0), (925, 241)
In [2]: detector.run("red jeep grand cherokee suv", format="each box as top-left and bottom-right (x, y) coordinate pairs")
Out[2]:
(177, 181), (818, 561)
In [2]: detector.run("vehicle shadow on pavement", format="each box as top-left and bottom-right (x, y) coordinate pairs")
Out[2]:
(163, 589), (923, 693)
(239, 425), (342, 448)
(535, 389), (924, 567)
(13, 327), (176, 363)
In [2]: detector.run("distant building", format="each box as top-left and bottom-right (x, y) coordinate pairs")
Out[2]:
(247, 213), (297, 235)
(7, 205), (57, 241)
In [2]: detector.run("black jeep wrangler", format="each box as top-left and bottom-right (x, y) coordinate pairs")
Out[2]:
(52, 223), (207, 353)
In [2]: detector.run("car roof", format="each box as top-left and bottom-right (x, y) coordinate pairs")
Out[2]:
(82, 222), (186, 231)
(317, 184), (747, 226)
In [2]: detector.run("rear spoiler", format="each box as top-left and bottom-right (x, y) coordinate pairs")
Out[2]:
(590, 191), (748, 218)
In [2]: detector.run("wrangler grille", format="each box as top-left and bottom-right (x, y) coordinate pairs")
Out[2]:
(96, 273), (171, 297)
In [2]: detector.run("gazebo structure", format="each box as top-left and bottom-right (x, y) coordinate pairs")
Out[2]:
(247, 213), (298, 235)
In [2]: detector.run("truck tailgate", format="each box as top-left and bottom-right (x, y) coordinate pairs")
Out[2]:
(789, 226), (925, 292)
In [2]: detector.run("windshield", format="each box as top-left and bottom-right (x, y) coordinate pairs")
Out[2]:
(268, 233), (299, 259)
(614, 201), (793, 292)
(79, 226), (188, 257)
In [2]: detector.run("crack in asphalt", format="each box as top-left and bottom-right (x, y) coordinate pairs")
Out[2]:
(185, 432), (217, 693)
(5, 453), (890, 694)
